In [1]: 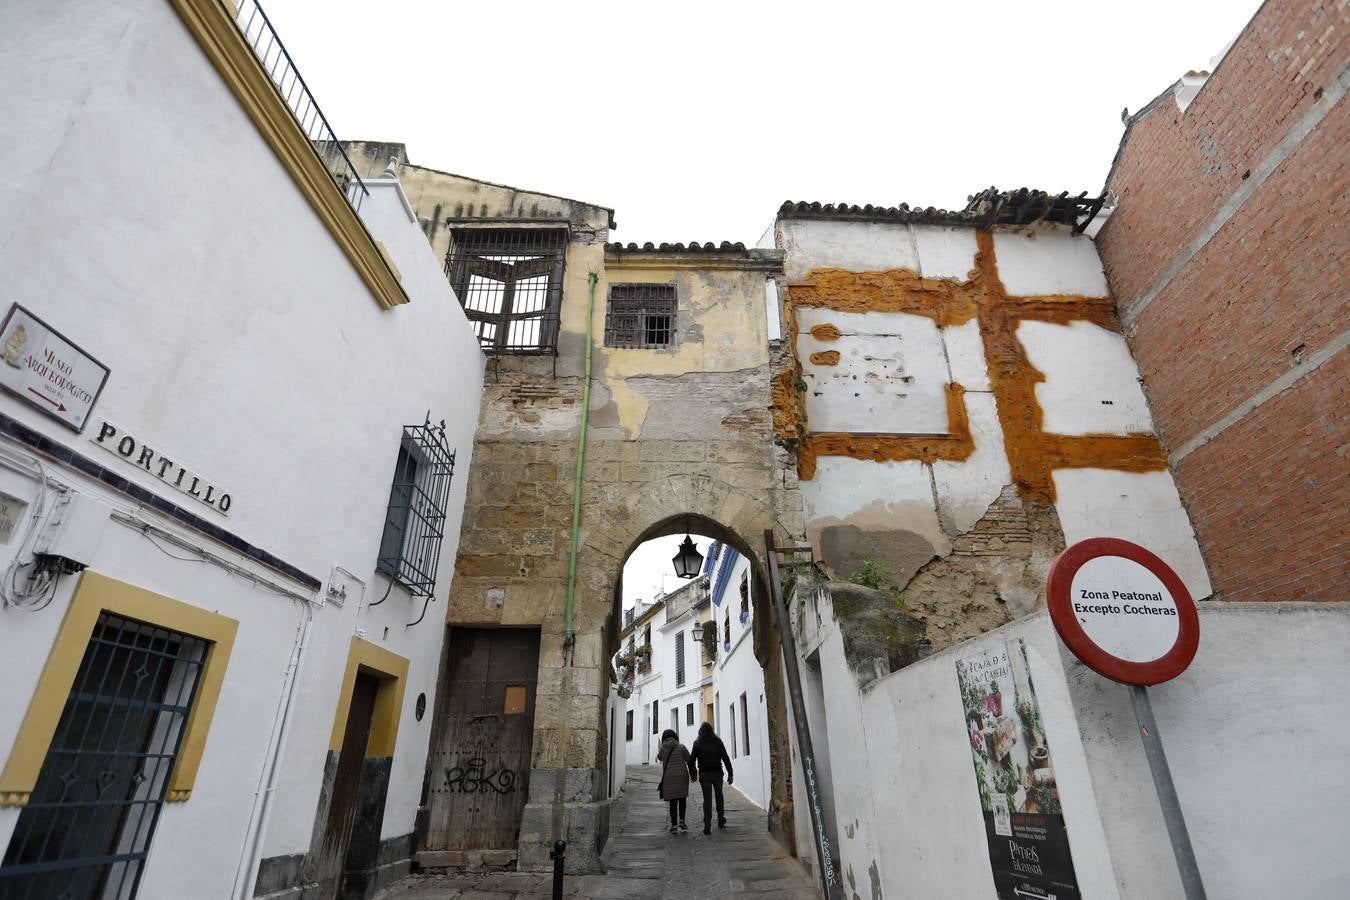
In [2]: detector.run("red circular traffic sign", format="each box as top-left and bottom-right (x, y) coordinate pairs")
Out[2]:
(1047, 538), (1199, 685)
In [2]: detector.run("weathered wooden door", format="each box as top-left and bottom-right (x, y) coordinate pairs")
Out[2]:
(423, 628), (539, 850)
(317, 672), (379, 899)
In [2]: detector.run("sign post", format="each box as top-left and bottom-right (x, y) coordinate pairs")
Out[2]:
(1047, 538), (1207, 900)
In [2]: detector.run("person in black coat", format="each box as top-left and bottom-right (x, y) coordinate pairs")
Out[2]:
(689, 722), (734, 834)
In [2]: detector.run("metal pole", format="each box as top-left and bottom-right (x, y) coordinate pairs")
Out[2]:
(549, 839), (566, 900)
(764, 530), (843, 900)
(1129, 685), (1207, 900)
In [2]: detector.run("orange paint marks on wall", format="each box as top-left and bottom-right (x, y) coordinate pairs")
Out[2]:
(770, 367), (803, 442)
(787, 229), (1166, 499)
(809, 323), (843, 341)
(809, 351), (841, 366)
(798, 383), (974, 480)
(790, 268), (980, 327)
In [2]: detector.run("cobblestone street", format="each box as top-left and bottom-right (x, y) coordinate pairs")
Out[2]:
(377, 766), (816, 899)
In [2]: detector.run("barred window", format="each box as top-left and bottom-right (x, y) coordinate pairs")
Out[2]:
(605, 284), (676, 349)
(0, 614), (207, 898)
(445, 228), (566, 354)
(377, 417), (456, 598)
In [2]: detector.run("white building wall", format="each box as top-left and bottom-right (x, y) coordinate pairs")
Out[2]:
(791, 589), (1350, 900)
(708, 553), (771, 810)
(0, 1), (483, 896)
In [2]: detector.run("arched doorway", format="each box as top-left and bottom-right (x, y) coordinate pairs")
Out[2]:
(600, 513), (795, 850)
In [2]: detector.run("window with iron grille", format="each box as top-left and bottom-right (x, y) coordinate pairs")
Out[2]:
(0, 613), (208, 899)
(625, 710), (633, 741)
(686, 703), (694, 726)
(651, 700), (658, 734)
(377, 416), (456, 598)
(604, 284), (677, 349)
(739, 572), (750, 623)
(674, 631), (685, 687)
(444, 228), (566, 354)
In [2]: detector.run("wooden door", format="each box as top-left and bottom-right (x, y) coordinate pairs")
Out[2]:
(317, 672), (379, 899)
(423, 629), (539, 850)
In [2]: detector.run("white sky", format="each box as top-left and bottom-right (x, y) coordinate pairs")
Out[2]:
(254, 2), (1255, 603)
(263, 0), (1257, 245)
(620, 533), (715, 612)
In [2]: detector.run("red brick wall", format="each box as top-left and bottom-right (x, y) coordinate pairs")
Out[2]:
(1096, 0), (1349, 602)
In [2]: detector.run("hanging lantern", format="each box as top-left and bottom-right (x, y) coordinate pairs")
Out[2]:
(691, 620), (705, 642)
(672, 529), (703, 579)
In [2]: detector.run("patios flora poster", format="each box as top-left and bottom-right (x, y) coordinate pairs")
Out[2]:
(957, 639), (1081, 900)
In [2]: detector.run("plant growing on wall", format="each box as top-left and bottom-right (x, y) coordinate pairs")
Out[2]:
(848, 556), (906, 605)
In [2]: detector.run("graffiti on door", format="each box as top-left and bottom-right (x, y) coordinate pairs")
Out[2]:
(444, 757), (518, 794)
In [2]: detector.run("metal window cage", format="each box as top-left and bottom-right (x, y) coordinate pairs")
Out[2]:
(377, 416), (456, 598)
(0, 613), (207, 899)
(444, 228), (567, 355)
(604, 284), (677, 349)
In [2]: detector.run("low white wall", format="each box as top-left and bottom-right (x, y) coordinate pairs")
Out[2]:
(1069, 602), (1350, 900)
(795, 594), (1350, 900)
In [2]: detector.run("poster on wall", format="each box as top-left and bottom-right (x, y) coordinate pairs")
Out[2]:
(957, 639), (1081, 900)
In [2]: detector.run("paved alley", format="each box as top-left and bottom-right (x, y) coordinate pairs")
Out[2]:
(377, 766), (817, 899)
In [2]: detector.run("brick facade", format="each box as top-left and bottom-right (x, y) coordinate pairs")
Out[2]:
(1096, 0), (1349, 601)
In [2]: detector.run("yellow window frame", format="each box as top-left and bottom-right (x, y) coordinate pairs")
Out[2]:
(0, 571), (238, 807)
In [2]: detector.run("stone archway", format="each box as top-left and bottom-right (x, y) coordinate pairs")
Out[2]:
(575, 474), (796, 849)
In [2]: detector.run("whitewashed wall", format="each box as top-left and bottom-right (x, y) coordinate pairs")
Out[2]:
(781, 218), (1210, 597)
(0, 1), (483, 896)
(710, 553), (771, 810)
(789, 587), (1350, 900)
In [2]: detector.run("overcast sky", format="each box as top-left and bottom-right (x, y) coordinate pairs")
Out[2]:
(257, 1), (1256, 602)
(619, 533), (714, 612)
(265, 0), (1256, 245)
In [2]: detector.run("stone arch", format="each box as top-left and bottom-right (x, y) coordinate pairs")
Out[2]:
(579, 473), (796, 847)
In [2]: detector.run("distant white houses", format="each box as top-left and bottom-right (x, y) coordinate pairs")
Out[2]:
(615, 542), (770, 811)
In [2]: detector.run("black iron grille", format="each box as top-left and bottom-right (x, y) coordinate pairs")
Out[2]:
(605, 284), (676, 349)
(0, 614), (208, 900)
(377, 416), (456, 598)
(444, 229), (566, 354)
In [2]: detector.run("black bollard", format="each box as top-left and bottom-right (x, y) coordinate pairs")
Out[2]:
(549, 839), (566, 900)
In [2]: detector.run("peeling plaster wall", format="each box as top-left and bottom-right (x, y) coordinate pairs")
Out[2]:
(346, 153), (794, 867)
(776, 218), (1211, 640)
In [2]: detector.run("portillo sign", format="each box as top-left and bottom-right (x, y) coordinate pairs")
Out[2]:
(1047, 537), (1199, 685)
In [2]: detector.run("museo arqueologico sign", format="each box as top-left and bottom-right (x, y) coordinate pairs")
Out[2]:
(0, 303), (109, 432)
(957, 638), (1081, 900)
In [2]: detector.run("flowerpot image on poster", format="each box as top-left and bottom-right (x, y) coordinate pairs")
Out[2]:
(956, 639), (1081, 900)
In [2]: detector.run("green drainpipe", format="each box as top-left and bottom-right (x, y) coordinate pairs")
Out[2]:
(563, 272), (598, 647)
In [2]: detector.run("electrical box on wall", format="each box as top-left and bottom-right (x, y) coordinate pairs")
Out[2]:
(33, 493), (111, 572)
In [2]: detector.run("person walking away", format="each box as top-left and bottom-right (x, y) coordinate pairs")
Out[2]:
(690, 722), (733, 834)
(656, 728), (694, 834)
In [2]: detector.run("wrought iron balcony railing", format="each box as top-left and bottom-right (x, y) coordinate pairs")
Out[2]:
(233, 0), (368, 212)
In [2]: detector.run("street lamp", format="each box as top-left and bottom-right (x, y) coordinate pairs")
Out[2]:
(691, 620), (705, 642)
(671, 522), (703, 579)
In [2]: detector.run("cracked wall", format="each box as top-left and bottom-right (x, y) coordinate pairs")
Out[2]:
(776, 218), (1212, 663)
